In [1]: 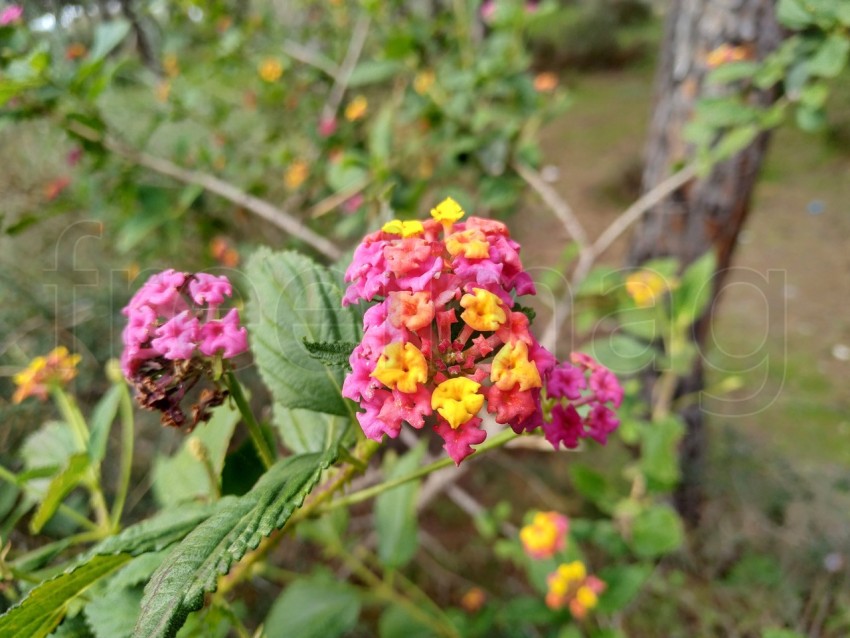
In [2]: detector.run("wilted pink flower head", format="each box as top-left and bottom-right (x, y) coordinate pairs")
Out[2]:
(0, 5), (23, 26)
(121, 270), (247, 428)
(341, 197), (621, 464)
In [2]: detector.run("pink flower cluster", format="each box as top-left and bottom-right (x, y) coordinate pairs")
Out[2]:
(542, 353), (623, 449)
(121, 270), (247, 378)
(341, 198), (622, 464)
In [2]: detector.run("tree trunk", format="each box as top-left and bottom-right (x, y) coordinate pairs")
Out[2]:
(629, 0), (783, 525)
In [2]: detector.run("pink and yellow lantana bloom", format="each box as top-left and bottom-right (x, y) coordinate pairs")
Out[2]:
(341, 198), (623, 464)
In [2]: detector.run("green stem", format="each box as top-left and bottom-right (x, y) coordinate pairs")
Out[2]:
(51, 387), (111, 529)
(332, 542), (459, 638)
(317, 429), (518, 515)
(224, 371), (274, 470)
(110, 383), (135, 530)
(51, 387), (88, 451)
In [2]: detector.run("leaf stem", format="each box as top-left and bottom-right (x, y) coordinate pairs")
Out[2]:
(224, 371), (275, 470)
(110, 382), (135, 530)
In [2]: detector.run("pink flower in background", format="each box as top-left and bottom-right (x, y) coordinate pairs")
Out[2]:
(0, 5), (23, 26)
(318, 115), (338, 138)
(520, 511), (569, 559)
(342, 192), (364, 214)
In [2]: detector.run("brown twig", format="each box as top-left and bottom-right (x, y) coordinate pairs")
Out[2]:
(65, 121), (342, 261)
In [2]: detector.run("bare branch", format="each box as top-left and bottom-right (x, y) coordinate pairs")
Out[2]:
(513, 161), (589, 249)
(282, 40), (340, 80)
(66, 122), (342, 260)
(591, 164), (697, 259)
(323, 15), (371, 119)
(540, 164), (697, 348)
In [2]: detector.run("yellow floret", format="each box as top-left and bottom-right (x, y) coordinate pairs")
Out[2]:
(371, 343), (428, 393)
(460, 288), (506, 332)
(490, 341), (541, 391)
(382, 219), (425, 237)
(431, 377), (484, 429)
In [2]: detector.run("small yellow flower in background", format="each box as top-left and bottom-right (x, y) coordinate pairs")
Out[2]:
(163, 53), (180, 78)
(706, 44), (752, 69)
(155, 81), (171, 103)
(258, 57), (284, 83)
(625, 270), (673, 308)
(520, 511), (569, 559)
(13, 347), (81, 404)
(372, 342), (428, 393)
(460, 587), (486, 613)
(284, 160), (310, 190)
(533, 72), (558, 92)
(431, 378), (484, 429)
(491, 341), (541, 392)
(414, 70), (435, 95)
(381, 219), (424, 237)
(344, 95), (368, 121)
(460, 288), (507, 332)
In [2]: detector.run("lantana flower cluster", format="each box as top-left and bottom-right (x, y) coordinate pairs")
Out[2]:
(121, 270), (247, 428)
(341, 197), (623, 464)
(545, 560), (606, 619)
(519, 511), (605, 619)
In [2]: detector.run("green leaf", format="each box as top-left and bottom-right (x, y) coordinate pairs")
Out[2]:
(88, 19), (132, 62)
(629, 505), (684, 558)
(245, 248), (360, 418)
(152, 403), (240, 507)
(379, 605), (435, 638)
(85, 586), (142, 638)
(21, 422), (79, 492)
(375, 443), (427, 569)
(807, 34), (850, 78)
(134, 448), (338, 638)
(88, 385), (123, 465)
(762, 629), (806, 638)
(348, 60), (405, 87)
(0, 554), (131, 638)
(706, 61), (760, 85)
(302, 339), (357, 368)
(596, 564), (652, 614)
(776, 0), (815, 29)
(582, 334), (655, 376)
(672, 251), (716, 329)
(30, 454), (91, 534)
(264, 573), (361, 638)
(326, 153), (369, 192)
(369, 105), (394, 164)
(639, 417), (685, 490)
(273, 408), (349, 455)
(89, 503), (215, 558)
(711, 125), (759, 163)
(568, 464), (618, 513)
(795, 104), (827, 132)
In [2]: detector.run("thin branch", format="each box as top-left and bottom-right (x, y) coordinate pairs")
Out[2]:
(591, 164), (697, 259)
(323, 14), (371, 119)
(282, 40), (340, 80)
(66, 122), (342, 261)
(310, 177), (371, 219)
(513, 161), (589, 249)
(540, 164), (697, 348)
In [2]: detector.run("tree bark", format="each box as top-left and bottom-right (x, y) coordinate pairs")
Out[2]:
(629, 0), (783, 525)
